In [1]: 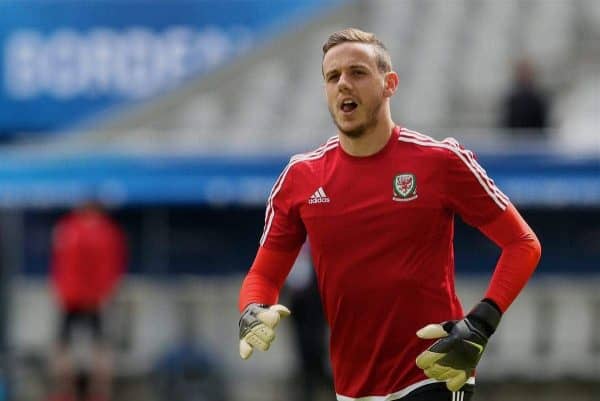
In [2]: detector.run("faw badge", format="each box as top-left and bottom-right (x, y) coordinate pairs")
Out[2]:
(393, 173), (418, 202)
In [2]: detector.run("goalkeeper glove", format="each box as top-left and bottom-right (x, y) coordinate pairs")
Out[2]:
(415, 300), (502, 392)
(239, 303), (291, 360)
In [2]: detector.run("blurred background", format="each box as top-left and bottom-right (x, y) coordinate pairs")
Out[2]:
(0, 0), (597, 400)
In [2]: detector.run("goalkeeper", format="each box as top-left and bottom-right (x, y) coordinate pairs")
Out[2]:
(238, 28), (541, 401)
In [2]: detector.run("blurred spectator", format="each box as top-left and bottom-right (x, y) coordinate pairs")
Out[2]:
(285, 244), (332, 401)
(153, 301), (228, 401)
(500, 59), (550, 136)
(48, 201), (127, 401)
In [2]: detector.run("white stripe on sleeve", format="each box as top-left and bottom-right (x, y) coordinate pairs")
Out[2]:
(399, 129), (508, 210)
(260, 138), (339, 245)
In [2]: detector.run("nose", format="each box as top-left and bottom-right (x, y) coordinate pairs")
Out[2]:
(337, 72), (351, 92)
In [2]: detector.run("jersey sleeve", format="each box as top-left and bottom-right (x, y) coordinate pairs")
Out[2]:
(479, 204), (541, 311)
(442, 139), (509, 227)
(238, 245), (302, 311)
(259, 161), (306, 251)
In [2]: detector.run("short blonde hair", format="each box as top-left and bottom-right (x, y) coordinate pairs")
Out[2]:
(322, 28), (392, 73)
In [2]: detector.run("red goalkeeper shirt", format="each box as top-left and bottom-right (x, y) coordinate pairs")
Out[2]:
(258, 127), (510, 399)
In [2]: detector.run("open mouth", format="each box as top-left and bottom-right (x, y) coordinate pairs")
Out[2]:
(340, 99), (358, 113)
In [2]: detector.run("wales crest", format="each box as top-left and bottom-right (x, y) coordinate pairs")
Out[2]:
(393, 173), (418, 201)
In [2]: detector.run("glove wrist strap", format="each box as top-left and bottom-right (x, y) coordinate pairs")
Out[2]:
(238, 303), (269, 329)
(467, 300), (502, 338)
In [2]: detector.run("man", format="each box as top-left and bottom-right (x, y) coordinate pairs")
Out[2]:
(238, 28), (541, 401)
(285, 244), (330, 401)
(500, 59), (550, 136)
(50, 201), (127, 401)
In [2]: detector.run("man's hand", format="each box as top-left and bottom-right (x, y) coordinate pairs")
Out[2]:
(239, 303), (291, 360)
(415, 301), (501, 392)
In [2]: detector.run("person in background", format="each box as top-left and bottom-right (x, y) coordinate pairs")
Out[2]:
(285, 244), (331, 401)
(500, 59), (550, 136)
(49, 201), (127, 401)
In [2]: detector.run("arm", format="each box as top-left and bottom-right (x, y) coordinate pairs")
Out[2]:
(98, 224), (128, 303)
(238, 245), (301, 311)
(479, 203), (541, 312)
(238, 245), (301, 359)
(417, 204), (541, 391)
(50, 219), (74, 309)
(417, 141), (541, 391)
(238, 159), (307, 359)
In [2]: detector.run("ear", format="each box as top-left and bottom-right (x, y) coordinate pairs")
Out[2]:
(383, 71), (399, 98)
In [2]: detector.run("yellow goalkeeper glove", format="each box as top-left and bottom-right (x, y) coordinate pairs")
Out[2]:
(238, 303), (291, 360)
(416, 300), (501, 391)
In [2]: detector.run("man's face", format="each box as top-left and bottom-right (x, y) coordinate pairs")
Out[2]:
(322, 42), (387, 138)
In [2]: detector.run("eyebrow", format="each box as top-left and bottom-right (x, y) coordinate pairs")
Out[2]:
(324, 63), (370, 78)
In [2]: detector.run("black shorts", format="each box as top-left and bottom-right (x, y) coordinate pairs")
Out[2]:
(398, 382), (475, 401)
(59, 310), (104, 346)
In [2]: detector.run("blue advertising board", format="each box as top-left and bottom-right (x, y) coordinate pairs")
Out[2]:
(0, 0), (343, 133)
(0, 150), (597, 208)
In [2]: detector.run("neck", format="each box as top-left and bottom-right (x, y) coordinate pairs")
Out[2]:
(339, 114), (395, 157)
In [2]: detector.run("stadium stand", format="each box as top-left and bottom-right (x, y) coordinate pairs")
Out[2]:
(61, 0), (598, 153)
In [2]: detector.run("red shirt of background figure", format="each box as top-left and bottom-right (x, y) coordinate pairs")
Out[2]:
(51, 206), (127, 312)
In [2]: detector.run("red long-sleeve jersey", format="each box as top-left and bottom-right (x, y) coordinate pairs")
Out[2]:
(240, 127), (540, 400)
(51, 208), (127, 311)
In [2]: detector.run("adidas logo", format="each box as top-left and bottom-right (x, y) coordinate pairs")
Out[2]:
(308, 187), (331, 204)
